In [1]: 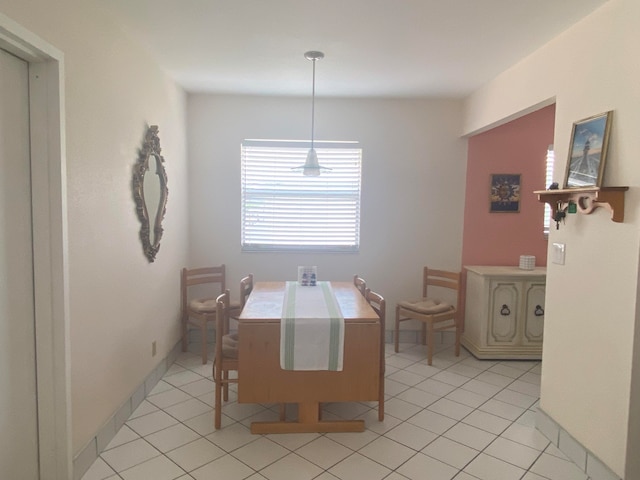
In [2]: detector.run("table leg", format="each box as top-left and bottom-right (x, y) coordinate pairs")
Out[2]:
(249, 402), (365, 434)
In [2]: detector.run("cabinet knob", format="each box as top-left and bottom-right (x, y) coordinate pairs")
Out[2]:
(534, 305), (545, 317)
(500, 304), (511, 316)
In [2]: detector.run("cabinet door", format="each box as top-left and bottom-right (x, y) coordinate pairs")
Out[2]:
(487, 281), (520, 346)
(522, 282), (545, 345)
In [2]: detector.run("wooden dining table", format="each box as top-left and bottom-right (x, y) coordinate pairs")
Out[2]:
(238, 281), (381, 434)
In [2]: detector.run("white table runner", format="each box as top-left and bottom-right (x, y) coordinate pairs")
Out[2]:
(280, 281), (344, 371)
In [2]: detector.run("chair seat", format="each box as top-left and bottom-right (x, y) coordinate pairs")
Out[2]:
(189, 297), (217, 313)
(398, 297), (452, 314)
(222, 333), (239, 359)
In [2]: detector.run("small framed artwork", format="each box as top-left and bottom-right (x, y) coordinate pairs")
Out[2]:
(490, 174), (521, 213)
(565, 111), (613, 188)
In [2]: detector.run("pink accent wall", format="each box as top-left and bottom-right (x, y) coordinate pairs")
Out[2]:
(462, 104), (555, 268)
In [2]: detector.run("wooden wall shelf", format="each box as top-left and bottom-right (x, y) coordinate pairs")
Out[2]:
(534, 187), (629, 223)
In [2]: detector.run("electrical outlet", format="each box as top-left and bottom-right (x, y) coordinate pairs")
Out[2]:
(152, 341), (157, 357)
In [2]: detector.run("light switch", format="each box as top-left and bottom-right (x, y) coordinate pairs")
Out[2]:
(552, 242), (565, 265)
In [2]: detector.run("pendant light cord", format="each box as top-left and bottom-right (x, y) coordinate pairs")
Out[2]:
(310, 57), (316, 150)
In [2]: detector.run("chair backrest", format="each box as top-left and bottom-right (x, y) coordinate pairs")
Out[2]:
(353, 274), (367, 297)
(423, 267), (461, 307)
(215, 289), (231, 365)
(240, 274), (254, 309)
(365, 288), (386, 326)
(181, 265), (227, 309)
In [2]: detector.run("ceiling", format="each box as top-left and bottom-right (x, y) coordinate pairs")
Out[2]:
(99, 0), (608, 98)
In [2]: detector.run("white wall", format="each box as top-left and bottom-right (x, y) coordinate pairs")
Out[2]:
(187, 94), (467, 332)
(463, 0), (640, 476)
(0, 0), (189, 454)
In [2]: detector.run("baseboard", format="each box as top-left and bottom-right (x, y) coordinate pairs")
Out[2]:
(72, 341), (181, 480)
(536, 408), (622, 480)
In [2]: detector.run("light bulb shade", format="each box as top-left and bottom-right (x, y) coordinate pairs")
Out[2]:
(303, 148), (321, 176)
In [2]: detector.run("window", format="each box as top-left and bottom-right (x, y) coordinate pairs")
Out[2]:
(543, 145), (555, 235)
(241, 139), (362, 252)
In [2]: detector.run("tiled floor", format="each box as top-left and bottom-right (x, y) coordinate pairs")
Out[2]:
(81, 342), (590, 480)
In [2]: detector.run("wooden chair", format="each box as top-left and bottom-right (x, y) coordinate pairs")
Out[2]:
(394, 267), (461, 365)
(365, 288), (386, 421)
(353, 274), (367, 297)
(213, 290), (239, 429)
(228, 273), (253, 324)
(181, 264), (239, 364)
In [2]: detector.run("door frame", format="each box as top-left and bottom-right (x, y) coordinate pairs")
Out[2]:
(0, 12), (71, 480)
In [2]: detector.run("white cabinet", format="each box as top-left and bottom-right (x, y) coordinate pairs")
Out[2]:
(462, 266), (546, 360)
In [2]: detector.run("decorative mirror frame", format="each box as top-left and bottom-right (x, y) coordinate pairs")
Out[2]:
(133, 125), (168, 262)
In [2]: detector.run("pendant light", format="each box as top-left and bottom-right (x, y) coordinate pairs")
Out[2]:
(294, 50), (331, 176)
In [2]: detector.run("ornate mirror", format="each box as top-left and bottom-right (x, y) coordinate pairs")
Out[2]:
(133, 125), (168, 262)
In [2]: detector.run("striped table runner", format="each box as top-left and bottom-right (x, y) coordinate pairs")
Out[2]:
(280, 281), (345, 371)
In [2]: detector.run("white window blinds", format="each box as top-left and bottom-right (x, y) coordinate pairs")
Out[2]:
(241, 140), (362, 252)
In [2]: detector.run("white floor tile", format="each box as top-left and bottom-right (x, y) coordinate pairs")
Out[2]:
(328, 452), (392, 480)
(149, 380), (176, 396)
(414, 378), (457, 397)
(129, 400), (160, 420)
(445, 387), (489, 408)
(407, 409), (457, 435)
(359, 436), (416, 470)
(529, 452), (589, 480)
(395, 386), (440, 408)
(443, 423), (496, 451)
(101, 438), (160, 473)
(459, 379), (502, 397)
(205, 422), (258, 452)
(403, 362), (441, 378)
(163, 370), (204, 387)
(119, 455), (186, 480)
(475, 371), (514, 388)
(506, 380), (541, 398)
(230, 437), (289, 470)
(265, 431), (319, 451)
(164, 397), (212, 422)
(103, 425), (140, 451)
(385, 377), (412, 396)
(145, 423), (201, 453)
(493, 388), (538, 409)
(431, 370), (470, 387)
(325, 428), (379, 451)
(464, 453), (526, 480)
(383, 397), (423, 420)
(81, 346), (561, 480)
(126, 410), (179, 436)
(446, 363), (483, 379)
(484, 437), (541, 470)
(396, 452), (458, 480)
(183, 411), (219, 436)
(462, 410), (511, 435)
(295, 436), (353, 469)
(357, 409), (403, 435)
(387, 369), (430, 386)
(147, 388), (193, 409)
(260, 452), (324, 480)
(478, 398), (525, 421)
(190, 454), (255, 480)
(80, 457), (116, 480)
(222, 401), (267, 421)
(421, 436), (479, 469)
(179, 378), (215, 397)
(500, 422), (550, 451)
(487, 363), (525, 379)
(427, 398), (474, 421)
(166, 438), (226, 472)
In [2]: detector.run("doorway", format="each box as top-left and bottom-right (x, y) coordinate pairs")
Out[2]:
(0, 15), (71, 479)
